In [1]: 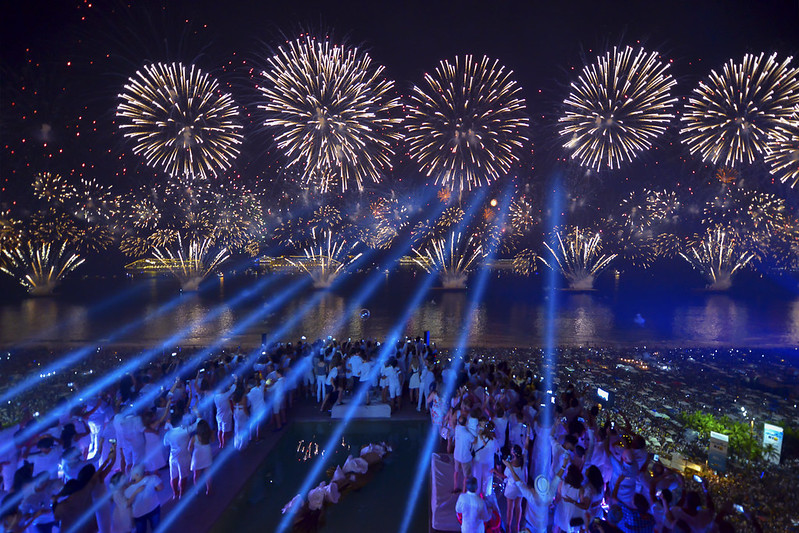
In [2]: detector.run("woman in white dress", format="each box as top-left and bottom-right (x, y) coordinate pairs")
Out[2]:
(214, 380), (236, 448)
(554, 464), (587, 532)
(190, 419), (213, 495)
(407, 357), (421, 406)
(232, 386), (250, 450)
(141, 410), (168, 474)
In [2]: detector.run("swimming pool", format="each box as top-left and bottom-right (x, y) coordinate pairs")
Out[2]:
(211, 420), (430, 533)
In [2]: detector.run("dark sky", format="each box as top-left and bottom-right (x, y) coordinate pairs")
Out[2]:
(2, 0), (799, 197)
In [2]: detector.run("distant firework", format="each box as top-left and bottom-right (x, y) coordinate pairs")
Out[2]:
(680, 227), (754, 290)
(258, 35), (401, 193)
(559, 46), (676, 170)
(714, 167), (739, 184)
(509, 195), (537, 234)
(539, 227), (617, 289)
(73, 178), (115, 222)
(0, 242), (84, 295)
(153, 235), (229, 291)
(681, 53), (799, 167)
(405, 55), (528, 191)
(117, 62), (243, 179)
(33, 172), (75, 204)
(764, 108), (799, 187)
(287, 228), (362, 288)
(512, 248), (537, 276)
(412, 230), (482, 288)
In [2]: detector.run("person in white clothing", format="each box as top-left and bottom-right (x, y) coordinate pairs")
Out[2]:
(453, 416), (476, 493)
(190, 419), (214, 495)
(213, 381), (236, 448)
(455, 477), (491, 533)
(124, 465), (163, 533)
(246, 378), (267, 440)
(163, 411), (197, 500)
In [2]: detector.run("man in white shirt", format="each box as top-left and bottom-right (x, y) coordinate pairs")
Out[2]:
(29, 438), (61, 480)
(163, 411), (198, 500)
(455, 477), (490, 533)
(453, 416), (476, 493)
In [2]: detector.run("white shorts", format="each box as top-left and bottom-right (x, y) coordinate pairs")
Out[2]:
(388, 380), (401, 399)
(169, 453), (191, 481)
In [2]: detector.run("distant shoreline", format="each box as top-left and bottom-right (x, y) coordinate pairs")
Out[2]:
(3, 337), (799, 352)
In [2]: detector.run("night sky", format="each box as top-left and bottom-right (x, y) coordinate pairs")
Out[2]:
(2, 0), (799, 205)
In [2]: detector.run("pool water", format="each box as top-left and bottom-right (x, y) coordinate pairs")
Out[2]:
(212, 420), (429, 533)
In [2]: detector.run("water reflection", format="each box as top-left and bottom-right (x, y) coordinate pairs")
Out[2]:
(673, 294), (747, 342)
(1, 274), (798, 349)
(789, 300), (799, 344)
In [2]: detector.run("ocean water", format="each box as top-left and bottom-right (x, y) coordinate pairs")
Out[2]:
(0, 270), (797, 350)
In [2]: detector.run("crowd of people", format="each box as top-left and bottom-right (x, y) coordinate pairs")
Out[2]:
(0, 338), (795, 532)
(0, 338), (327, 533)
(423, 355), (768, 533)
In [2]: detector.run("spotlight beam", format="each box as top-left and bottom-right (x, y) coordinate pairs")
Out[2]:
(0, 272), (282, 461)
(0, 251), (276, 407)
(399, 187), (511, 533)
(278, 190), (489, 533)
(64, 274), (316, 533)
(161, 189), (450, 532)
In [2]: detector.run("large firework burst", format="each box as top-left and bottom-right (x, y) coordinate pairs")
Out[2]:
(539, 227), (616, 290)
(258, 35), (402, 193)
(681, 53), (799, 167)
(405, 55), (528, 191)
(117, 62), (244, 179)
(559, 46), (676, 170)
(287, 228), (362, 288)
(412, 230), (482, 289)
(679, 227), (754, 290)
(1, 242), (84, 295)
(153, 235), (229, 291)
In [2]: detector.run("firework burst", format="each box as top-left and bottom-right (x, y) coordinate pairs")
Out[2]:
(679, 227), (754, 290)
(287, 228), (362, 288)
(258, 35), (402, 193)
(681, 53), (799, 167)
(512, 248), (537, 276)
(153, 235), (229, 291)
(509, 195), (538, 234)
(764, 107), (799, 187)
(559, 46), (676, 170)
(406, 55), (528, 191)
(539, 227), (616, 290)
(73, 178), (115, 222)
(1, 242), (84, 295)
(33, 172), (76, 204)
(117, 62), (243, 179)
(412, 230), (482, 289)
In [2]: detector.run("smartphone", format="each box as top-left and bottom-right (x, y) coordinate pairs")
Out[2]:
(199, 368), (206, 373)
(733, 504), (745, 514)
(109, 438), (117, 444)
(656, 489), (662, 498)
(654, 454), (660, 462)
(693, 474), (703, 483)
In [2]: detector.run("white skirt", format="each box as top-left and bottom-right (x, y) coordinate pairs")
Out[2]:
(191, 443), (213, 471)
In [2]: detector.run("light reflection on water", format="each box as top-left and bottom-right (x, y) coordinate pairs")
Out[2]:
(0, 273), (798, 349)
